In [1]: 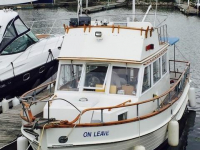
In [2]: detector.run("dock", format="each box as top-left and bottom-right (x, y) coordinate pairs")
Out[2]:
(175, 3), (199, 15)
(83, 2), (126, 14)
(0, 105), (22, 149)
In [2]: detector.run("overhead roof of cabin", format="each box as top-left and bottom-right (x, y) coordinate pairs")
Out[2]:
(59, 22), (168, 62)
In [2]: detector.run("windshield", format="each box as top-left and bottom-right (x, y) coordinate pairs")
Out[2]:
(110, 66), (139, 95)
(0, 21), (17, 52)
(58, 64), (83, 91)
(1, 31), (38, 55)
(0, 17), (38, 54)
(84, 64), (109, 90)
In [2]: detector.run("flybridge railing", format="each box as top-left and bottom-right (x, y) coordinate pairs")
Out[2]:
(20, 60), (190, 128)
(156, 24), (168, 45)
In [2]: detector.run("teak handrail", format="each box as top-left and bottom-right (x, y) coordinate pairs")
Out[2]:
(108, 100), (131, 111)
(21, 80), (56, 98)
(64, 24), (154, 38)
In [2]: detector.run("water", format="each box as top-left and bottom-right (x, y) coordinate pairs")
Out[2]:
(13, 6), (200, 150)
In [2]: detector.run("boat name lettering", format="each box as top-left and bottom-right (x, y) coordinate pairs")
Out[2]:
(83, 131), (109, 137)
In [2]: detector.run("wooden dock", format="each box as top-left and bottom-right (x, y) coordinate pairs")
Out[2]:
(176, 3), (199, 15)
(0, 105), (22, 149)
(83, 2), (126, 14)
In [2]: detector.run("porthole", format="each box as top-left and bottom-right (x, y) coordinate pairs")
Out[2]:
(118, 112), (127, 121)
(23, 73), (30, 81)
(58, 136), (68, 143)
(39, 66), (45, 74)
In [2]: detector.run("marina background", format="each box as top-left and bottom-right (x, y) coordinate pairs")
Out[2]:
(20, 6), (200, 149)
(0, 5), (200, 150)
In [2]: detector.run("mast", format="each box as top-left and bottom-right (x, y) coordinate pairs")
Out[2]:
(132, 0), (135, 21)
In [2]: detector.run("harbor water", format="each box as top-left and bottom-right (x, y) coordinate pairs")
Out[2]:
(3, 6), (200, 150)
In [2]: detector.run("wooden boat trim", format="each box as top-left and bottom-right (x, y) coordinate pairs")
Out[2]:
(21, 80), (56, 97)
(108, 100), (131, 111)
(36, 34), (51, 39)
(64, 25), (154, 36)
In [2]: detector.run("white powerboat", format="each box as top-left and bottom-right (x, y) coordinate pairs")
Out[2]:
(20, 1), (196, 150)
(0, 9), (63, 100)
(0, 0), (37, 5)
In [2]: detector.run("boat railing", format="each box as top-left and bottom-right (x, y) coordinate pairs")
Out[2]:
(156, 24), (168, 45)
(20, 60), (190, 127)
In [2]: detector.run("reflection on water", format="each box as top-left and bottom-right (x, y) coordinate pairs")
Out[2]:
(13, 6), (200, 150)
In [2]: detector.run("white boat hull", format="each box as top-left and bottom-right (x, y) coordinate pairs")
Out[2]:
(0, 0), (37, 5)
(29, 124), (168, 150)
(22, 81), (190, 150)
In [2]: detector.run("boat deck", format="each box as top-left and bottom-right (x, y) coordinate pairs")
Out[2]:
(175, 4), (198, 15)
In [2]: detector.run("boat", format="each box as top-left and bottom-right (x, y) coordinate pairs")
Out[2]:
(19, 1), (196, 150)
(0, 0), (37, 5)
(0, 9), (63, 100)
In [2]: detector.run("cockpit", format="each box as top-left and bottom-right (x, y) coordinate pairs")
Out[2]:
(57, 63), (139, 96)
(0, 17), (38, 55)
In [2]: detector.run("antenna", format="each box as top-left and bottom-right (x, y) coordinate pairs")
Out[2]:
(142, 5), (152, 22)
(132, 0), (135, 21)
(153, 0), (158, 27)
(77, 0), (83, 17)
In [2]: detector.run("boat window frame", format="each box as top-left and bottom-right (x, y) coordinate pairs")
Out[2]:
(57, 63), (84, 91)
(153, 58), (161, 84)
(142, 64), (152, 93)
(141, 54), (169, 95)
(81, 63), (110, 91)
(0, 16), (38, 55)
(162, 53), (167, 75)
(109, 65), (140, 96)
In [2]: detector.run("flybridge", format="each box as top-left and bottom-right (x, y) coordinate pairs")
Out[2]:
(59, 21), (165, 62)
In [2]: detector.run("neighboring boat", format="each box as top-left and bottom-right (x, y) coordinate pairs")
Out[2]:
(19, 1), (196, 150)
(0, 9), (63, 100)
(0, 0), (37, 5)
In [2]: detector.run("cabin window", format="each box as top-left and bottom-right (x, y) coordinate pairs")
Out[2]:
(14, 18), (28, 35)
(84, 64), (108, 91)
(1, 32), (37, 55)
(0, 22), (17, 52)
(142, 65), (151, 93)
(57, 64), (83, 91)
(110, 66), (139, 95)
(118, 112), (127, 121)
(162, 53), (167, 75)
(153, 59), (161, 84)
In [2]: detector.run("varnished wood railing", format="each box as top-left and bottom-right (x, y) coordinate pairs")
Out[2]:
(63, 24), (154, 39)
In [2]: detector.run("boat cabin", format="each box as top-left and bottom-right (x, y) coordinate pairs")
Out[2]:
(42, 18), (171, 123)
